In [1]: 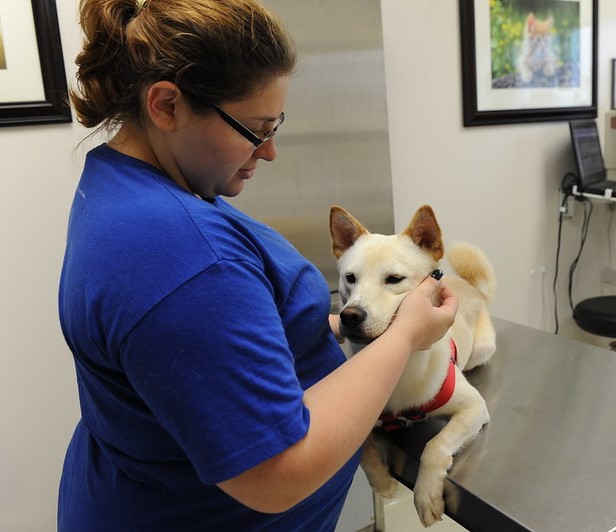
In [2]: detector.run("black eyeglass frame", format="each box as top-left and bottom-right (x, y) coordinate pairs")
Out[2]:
(207, 103), (285, 148)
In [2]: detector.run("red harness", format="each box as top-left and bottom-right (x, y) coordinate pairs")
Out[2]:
(377, 338), (458, 431)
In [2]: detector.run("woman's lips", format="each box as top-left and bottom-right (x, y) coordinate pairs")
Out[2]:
(237, 168), (255, 179)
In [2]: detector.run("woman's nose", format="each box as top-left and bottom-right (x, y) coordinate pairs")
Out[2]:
(253, 138), (277, 162)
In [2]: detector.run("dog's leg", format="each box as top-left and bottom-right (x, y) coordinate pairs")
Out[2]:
(413, 387), (489, 527)
(361, 433), (399, 499)
(466, 307), (496, 370)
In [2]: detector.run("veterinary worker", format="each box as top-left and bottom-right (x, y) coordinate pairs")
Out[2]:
(57, 0), (458, 530)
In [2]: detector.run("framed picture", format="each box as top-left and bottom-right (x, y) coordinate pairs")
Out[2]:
(460, 0), (597, 127)
(612, 59), (616, 110)
(0, 0), (71, 127)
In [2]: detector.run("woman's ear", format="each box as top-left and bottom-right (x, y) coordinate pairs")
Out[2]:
(145, 81), (182, 132)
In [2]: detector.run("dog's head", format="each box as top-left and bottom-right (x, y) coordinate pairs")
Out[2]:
(329, 205), (443, 344)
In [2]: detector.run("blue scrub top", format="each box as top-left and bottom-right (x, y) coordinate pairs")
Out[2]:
(58, 144), (360, 531)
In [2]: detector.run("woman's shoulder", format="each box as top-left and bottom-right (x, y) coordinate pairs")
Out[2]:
(76, 144), (298, 268)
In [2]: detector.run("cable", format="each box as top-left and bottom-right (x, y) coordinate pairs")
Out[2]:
(560, 172), (579, 196)
(552, 190), (569, 334)
(568, 197), (593, 313)
(552, 172), (581, 334)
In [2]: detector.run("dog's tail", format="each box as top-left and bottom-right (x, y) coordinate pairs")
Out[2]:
(446, 241), (496, 301)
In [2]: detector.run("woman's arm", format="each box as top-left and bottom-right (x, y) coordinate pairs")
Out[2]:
(218, 275), (457, 513)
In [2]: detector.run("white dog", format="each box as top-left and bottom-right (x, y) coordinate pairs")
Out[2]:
(329, 204), (496, 527)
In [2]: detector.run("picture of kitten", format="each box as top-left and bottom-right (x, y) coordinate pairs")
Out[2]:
(489, 1), (581, 92)
(517, 12), (557, 84)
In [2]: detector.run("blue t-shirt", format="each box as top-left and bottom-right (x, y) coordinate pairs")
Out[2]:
(58, 144), (360, 531)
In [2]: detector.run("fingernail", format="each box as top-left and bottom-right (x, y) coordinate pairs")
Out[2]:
(430, 269), (444, 281)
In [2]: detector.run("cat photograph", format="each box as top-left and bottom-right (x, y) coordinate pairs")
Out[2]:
(517, 12), (557, 84)
(489, 0), (580, 89)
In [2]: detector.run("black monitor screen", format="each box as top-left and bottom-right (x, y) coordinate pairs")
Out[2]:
(570, 120), (605, 179)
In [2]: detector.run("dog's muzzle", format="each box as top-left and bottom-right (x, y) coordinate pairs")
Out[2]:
(339, 306), (374, 344)
(339, 306), (367, 327)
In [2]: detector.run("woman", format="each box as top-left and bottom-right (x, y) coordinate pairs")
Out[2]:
(58, 0), (457, 530)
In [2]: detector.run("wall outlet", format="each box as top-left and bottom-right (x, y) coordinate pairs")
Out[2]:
(559, 193), (576, 218)
(601, 267), (616, 285)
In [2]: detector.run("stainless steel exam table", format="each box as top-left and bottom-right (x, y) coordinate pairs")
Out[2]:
(376, 317), (616, 532)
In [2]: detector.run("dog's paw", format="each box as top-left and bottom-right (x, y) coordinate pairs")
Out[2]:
(413, 464), (447, 528)
(369, 473), (399, 499)
(361, 435), (399, 498)
(374, 479), (399, 499)
(413, 474), (446, 527)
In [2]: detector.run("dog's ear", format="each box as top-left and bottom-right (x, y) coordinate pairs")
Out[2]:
(329, 206), (368, 259)
(403, 205), (444, 261)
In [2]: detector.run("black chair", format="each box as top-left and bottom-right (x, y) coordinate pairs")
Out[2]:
(574, 296), (616, 350)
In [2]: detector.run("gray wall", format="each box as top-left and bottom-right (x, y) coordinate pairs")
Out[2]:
(231, 0), (393, 289)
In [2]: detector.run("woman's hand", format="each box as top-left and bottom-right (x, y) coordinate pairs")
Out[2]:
(387, 271), (458, 352)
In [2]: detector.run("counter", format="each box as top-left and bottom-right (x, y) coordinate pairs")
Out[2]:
(377, 317), (616, 532)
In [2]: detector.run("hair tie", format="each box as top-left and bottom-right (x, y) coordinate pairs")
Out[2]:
(135, 0), (148, 14)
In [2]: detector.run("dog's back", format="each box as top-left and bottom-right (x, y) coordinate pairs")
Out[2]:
(447, 241), (496, 301)
(445, 241), (496, 370)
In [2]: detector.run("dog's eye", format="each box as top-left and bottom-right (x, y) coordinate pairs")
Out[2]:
(345, 273), (356, 284)
(385, 275), (405, 285)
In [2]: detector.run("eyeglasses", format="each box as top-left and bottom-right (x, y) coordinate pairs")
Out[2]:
(207, 103), (285, 148)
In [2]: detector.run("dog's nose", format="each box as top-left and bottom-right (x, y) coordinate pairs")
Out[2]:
(340, 306), (367, 328)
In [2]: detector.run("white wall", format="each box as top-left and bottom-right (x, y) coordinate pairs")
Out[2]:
(382, 0), (616, 346)
(1, 1), (616, 530)
(0, 2), (96, 530)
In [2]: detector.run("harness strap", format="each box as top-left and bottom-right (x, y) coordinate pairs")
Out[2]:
(377, 338), (458, 429)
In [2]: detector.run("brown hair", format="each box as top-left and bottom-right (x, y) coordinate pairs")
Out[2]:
(71, 0), (297, 129)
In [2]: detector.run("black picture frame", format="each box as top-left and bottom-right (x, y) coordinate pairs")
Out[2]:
(0, 0), (71, 127)
(460, 0), (597, 127)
